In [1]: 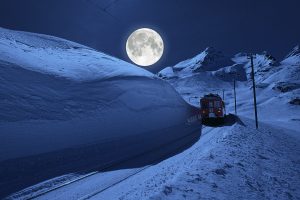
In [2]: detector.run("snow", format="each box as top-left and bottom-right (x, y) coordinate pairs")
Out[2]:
(2, 27), (300, 199)
(0, 27), (192, 161)
(212, 64), (247, 82)
(147, 119), (300, 200)
(28, 117), (300, 200)
(172, 47), (233, 76)
(173, 51), (207, 70)
(0, 72), (193, 162)
(0, 27), (154, 81)
(0, 28), (200, 198)
(158, 46), (300, 130)
(157, 67), (176, 79)
(281, 45), (300, 66)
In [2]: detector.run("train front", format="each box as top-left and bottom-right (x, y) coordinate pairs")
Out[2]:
(200, 94), (225, 123)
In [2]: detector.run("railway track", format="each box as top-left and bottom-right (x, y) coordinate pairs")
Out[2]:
(79, 125), (213, 200)
(8, 121), (203, 200)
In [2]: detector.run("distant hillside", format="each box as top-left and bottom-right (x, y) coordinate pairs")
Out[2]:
(158, 46), (300, 129)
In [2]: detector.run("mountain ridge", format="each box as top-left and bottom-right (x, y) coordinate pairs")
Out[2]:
(0, 27), (154, 82)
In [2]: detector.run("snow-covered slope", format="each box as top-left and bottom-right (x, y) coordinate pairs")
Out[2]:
(0, 27), (196, 159)
(158, 47), (233, 79)
(281, 45), (300, 66)
(0, 28), (201, 198)
(158, 47), (300, 129)
(0, 27), (153, 81)
(32, 117), (299, 200)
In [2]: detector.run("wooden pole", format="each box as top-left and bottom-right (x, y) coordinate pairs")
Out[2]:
(250, 55), (258, 129)
(234, 79), (237, 115)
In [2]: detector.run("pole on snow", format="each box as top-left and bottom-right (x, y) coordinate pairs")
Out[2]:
(248, 54), (258, 129)
(222, 89), (227, 115)
(222, 89), (225, 100)
(233, 79), (237, 115)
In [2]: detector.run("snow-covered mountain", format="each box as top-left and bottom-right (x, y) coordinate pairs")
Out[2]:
(282, 45), (300, 66)
(158, 48), (278, 83)
(158, 46), (300, 128)
(173, 47), (233, 72)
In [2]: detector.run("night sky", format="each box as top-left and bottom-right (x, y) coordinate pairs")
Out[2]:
(1, 0), (299, 72)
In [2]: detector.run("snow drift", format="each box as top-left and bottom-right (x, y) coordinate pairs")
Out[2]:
(0, 28), (200, 198)
(0, 27), (154, 81)
(0, 27), (198, 160)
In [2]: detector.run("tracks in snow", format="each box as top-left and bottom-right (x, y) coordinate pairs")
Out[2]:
(9, 123), (203, 200)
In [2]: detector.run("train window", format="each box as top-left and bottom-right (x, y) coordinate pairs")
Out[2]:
(214, 101), (221, 108)
(209, 101), (213, 108)
(201, 101), (208, 108)
(201, 103), (208, 108)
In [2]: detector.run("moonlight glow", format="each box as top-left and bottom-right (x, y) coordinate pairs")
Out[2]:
(126, 28), (164, 66)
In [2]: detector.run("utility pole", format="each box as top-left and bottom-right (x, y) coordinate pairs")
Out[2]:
(233, 79), (237, 115)
(222, 89), (225, 100)
(229, 71), (238, 115)
(222, 89), (226, 115)
(248, 54), (258, 129)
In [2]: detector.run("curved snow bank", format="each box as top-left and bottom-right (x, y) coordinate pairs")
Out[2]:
(0, 28), (201, 198)
(0, 61), (194, 161)
(0, 52), (200, 197)
(0, 27), (153, 81)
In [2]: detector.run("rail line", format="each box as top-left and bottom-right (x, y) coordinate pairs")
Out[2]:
(79, 126), (210, 200)
(79, 125), (212, 200)
(10, 122), (203, 200)
(74, 120), (232, 199)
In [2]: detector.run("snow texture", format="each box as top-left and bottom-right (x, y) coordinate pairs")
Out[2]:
(0, 27), (153, 81)
(2, 27), (300, 200)
(0, 28), (199, 198)
(158, 46), (300, 130)
(54, 118), (298, 200)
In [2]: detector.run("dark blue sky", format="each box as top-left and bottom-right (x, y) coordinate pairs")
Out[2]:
(1, 0), (299, 72)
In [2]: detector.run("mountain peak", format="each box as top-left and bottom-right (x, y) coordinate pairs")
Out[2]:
(285, 45), (300, 58)
(172, 47), (233, 74)
(204, 46), (222, 55)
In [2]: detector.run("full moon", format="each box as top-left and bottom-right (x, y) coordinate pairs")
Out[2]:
(126, 28), (164, 66)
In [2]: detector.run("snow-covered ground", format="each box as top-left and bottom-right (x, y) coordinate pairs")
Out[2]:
(2, 27), (300, 200)
(11, 117), (299, 200)
(93, 118), (300, 200)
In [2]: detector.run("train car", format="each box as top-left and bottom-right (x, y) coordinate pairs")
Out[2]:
(200, 93), (225, 123)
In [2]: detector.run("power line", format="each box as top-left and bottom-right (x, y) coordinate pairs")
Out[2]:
(233, 79), (237, 115)
(84, 0), (122, 23)
(103, 0), (123, 11)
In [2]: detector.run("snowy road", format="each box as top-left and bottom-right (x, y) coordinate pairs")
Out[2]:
(23, 116), (300, 200)
(89, 117), (299, 200)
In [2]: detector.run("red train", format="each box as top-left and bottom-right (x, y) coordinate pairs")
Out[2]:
(200, 93), (225, 123)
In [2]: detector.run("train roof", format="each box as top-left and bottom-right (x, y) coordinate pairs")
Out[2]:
(201, 93), (222, 100)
